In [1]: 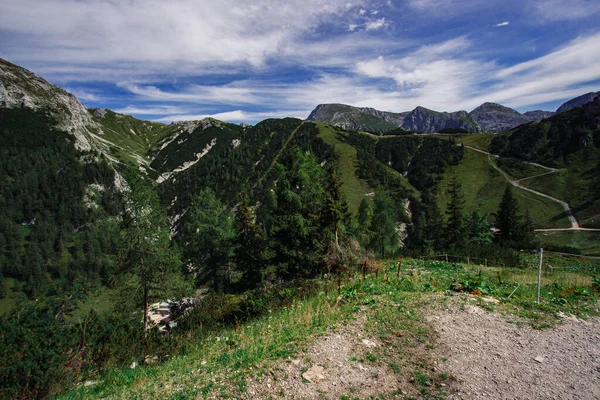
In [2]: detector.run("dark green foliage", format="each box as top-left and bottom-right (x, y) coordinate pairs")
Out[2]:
(267, 149), (328, 279)
(444, 177), (466, 248)
(422, 191), (445, 251)
(234, 191), (267, 289)
(494, 185), (521, 246)
(370, 191), (399, 257)
(0, 108), (121, 297)
(185, 188), (235, 292)
(464, 209), (494, 245)
(114, 175), (190, 329)
(489, 101), (600, 167)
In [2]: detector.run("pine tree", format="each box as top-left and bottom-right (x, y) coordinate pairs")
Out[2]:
(465, 209), (493, 245)
(186, 188), (235, 293)
(115, 176), (190, 330)
(444, 177), (466, 248)
(357, 197), (374, 248)
(494, 184), (521, 246)
(520, 209), (537, 249)
(370, 191), (399, 258)
(423, 192), (444, 250)
(234, 191), (266, 289)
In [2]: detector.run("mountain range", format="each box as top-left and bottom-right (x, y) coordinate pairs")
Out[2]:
(306, 100), (568, 134)
(1, 57), (599, 232)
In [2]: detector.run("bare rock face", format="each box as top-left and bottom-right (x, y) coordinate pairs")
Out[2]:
(0, 58), (100, 150)
(306, 103), (408, 133)
(469, 102), (554, 133)
(556, 91), (600, 113)
(402, 106), (480, 133)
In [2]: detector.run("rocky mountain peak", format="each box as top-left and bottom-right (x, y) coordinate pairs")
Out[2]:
(0, 58), (99, 150)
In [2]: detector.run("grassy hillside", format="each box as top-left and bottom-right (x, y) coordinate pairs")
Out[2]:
(538, 231), (600, 256)
(437, 147), (570, 229)
(315, 123), (373, 213)
(92, 109), (180, 167)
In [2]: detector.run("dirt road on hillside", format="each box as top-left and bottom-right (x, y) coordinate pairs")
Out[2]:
(464, 145), (600, 232)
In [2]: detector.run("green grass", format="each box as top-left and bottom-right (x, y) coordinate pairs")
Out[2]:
(316, 123), (373, 213)
(438, 147), (570, 229)
(455, 133), (495, 151)
(538, 231), (600, 256)
(495, 158), (551, 181)
(62, 257), (599, 399)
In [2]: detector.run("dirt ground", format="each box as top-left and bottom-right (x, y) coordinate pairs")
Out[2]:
(429, 302), (600, 400)
(245, 299), (600, 399)
(243, 313), (421, 399)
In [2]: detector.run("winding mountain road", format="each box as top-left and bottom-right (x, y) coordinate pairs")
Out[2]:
(464, 145), (600, 232)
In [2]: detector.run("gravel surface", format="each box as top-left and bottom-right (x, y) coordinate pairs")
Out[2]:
(244, 314), (418, 399)
(429, 303), (600, 400)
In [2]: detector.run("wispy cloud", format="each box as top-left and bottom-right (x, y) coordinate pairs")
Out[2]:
(495, 21), (510, 27)
(365, 18), (387, 31)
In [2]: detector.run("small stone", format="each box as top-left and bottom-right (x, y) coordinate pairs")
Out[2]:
(130, 361), (137, 369)
(362, 339), (377, 348)
(292, 359), (301, 365)
(302, 365), (326, 383)
(534, 356), (545, 363)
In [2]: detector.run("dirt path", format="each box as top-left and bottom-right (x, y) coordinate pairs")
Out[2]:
(429, 302), (600, 400)
(244, 313), (420, 399)
(463, 145), (594, 231)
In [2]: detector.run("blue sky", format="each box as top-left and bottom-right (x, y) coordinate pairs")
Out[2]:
(1, 0), (600, 124)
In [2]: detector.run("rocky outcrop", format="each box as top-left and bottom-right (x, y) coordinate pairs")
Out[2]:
(523, 110), (554, 120)
(401, 106), (479, 133)
(306, 103), (407, 133)
(0, 58), (100, 150)
(469, 103), (553, 133)
(556, 92), (600, 113)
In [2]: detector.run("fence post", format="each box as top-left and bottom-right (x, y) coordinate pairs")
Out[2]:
(467, 256), (470, 265)
(445, 254), (448, 262)
(536, 248), (543, 304)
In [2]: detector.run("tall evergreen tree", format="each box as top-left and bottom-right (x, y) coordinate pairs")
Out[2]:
(370, 191), (399, 258)
(114, 176), (190, 330)
(465, 209), (494, 245)
(494, 184), (521, 246)
(186, 188), (235, 293)
(423, 192), (444, 250)
(444, 177), (466, 248)
(520, 209), (538, 249)
(234, 191), (266, 289)
(357, 197), (374, 248)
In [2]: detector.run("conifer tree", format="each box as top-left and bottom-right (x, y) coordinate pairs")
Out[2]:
(423, 192), (444, 250)
(357, 197), (374, 247)
(115, 176), (190, 330)
(186, 188), (235, 292)
(370, 191), (398, 258)
(494, 184), (521, 246)
(444, 177), (466, 248)
(234, 191), (266, 289)
(465, 209), (493, 245)
(520, 209), (538, 249)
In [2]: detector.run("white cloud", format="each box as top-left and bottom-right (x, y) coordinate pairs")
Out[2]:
(359, 8), (367, 14)
(115, 105), (190, 115)
(365, 18), (387, 31)
(348, 24), (359, 31)
(155, 109), (310, 124)
(371, 10), (379, 14)
(495, 21), (510, 27)
(0, 0), (375, 79)
(530, 0), (600, 21)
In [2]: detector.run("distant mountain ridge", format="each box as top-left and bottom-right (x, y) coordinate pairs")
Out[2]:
(307, 101), (559, 133)
(306, 103), (408, 134)
(556, 92), (600, 113)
